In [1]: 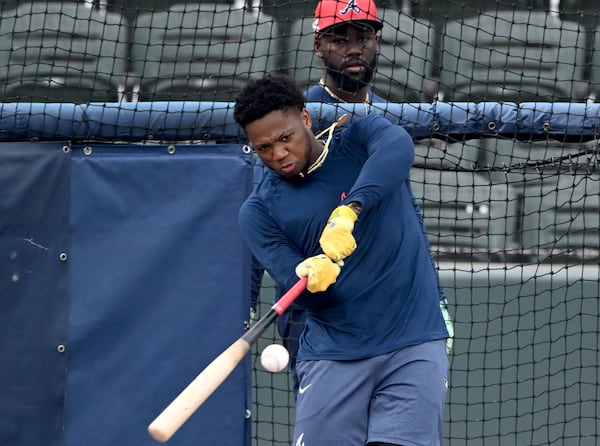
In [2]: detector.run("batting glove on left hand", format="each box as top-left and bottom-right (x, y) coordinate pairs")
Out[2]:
(295, 254), (341, 293)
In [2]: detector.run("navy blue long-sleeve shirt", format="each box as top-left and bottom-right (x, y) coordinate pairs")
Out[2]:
(239, 113), (448, 361)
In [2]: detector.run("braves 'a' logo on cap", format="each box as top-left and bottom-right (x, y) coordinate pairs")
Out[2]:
(339, 0), (361, 15)
(314, 0), (380, 34)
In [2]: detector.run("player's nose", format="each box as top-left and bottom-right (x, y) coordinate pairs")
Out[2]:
(271, 142), (288, 160)
(345, 39), (363, 55)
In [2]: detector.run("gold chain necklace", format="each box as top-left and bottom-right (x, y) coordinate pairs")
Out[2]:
(301, 114), (349, 177)
(319, 79), (371, 114)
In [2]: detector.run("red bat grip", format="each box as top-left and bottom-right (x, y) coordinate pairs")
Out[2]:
(271, 276), (307, 315)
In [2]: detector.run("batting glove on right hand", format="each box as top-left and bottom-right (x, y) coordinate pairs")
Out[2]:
(295, 254), (341, 293)
(319, 205), (358, 263)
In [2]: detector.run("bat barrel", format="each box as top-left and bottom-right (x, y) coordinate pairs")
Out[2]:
(147, 339), (251, 442)
(147, 277), (306, 442)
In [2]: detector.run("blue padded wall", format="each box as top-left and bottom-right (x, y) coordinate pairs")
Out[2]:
(0, 141), (254, 446)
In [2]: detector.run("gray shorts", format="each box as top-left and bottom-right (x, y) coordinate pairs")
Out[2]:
(294, 339), (448, 446)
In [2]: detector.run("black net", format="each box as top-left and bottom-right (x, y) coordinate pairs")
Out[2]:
(1, 1), (599, 445)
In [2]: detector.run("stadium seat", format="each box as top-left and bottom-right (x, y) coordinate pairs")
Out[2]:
(439, 10), (588, 102)
(410, 0), (549, 23)
(413, 137), (479, 170)
(409, 0), (550, 77)
(374, 9), (437, 102)
(588, 22), (600, 100)
(106, 0), (243, 23)
(560, 1), (599, 88)
(521, 172), (600, 262)
(130, 3), (279, 102)
(260, 0), (318, 34)
(410, 168), (520, 262)
(0, 2), (129, 103)
(281, 17), (319, 92)
(105, 0), (192, 22)
(559, 0), (599, 30)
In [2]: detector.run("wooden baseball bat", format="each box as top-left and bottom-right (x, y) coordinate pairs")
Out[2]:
(147, 276), (307, 443)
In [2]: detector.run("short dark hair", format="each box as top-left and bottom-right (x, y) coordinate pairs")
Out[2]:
(234, 73), (306, 128)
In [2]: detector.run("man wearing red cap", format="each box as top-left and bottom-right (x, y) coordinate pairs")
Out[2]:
(306, 0), (385, 106)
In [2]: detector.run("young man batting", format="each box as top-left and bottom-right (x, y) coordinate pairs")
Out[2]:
(235, 73), (448, 446)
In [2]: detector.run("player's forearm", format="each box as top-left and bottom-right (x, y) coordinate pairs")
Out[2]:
(345, 123), (414, 210)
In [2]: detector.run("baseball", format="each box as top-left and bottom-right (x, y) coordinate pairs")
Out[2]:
(260, 343), (289, 373)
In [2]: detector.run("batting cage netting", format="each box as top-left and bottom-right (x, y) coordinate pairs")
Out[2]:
(1, 1), (600, 446)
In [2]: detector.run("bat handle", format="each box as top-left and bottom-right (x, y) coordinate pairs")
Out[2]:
(272, 276), (307, 315)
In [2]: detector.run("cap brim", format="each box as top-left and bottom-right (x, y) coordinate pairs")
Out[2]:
(318, 19), (383, 36)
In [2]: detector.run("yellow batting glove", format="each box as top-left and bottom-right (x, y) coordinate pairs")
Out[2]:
(319, 205), (358, 263)
(295, 254), (341, 293)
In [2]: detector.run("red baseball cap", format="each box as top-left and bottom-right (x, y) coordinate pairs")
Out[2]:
(313, 0), (383, 36)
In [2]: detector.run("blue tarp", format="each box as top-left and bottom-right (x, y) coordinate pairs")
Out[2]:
(0, 141), (70, 445)
(1, 141), (254, 446)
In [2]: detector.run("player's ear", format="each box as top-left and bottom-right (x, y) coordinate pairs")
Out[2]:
(301, 108), (312, 129)
(314, 39), (324, 60)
